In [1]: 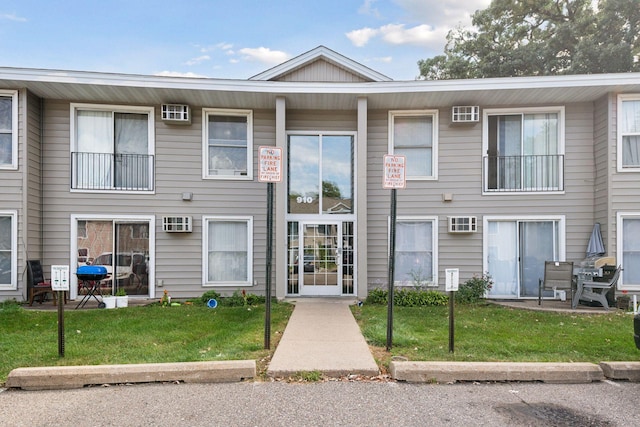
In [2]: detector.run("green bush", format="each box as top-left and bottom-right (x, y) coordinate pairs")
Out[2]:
(200, 290), (221, 305)
(455, 274), (493, 304)
(365, 287), (448, 307)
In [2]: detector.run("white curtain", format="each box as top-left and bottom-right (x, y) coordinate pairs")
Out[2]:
(520, 221), (556, 297)
(622, 100), (640, 167)
(623, 218), (640, 286)
(487, 221), (518, 297)
(208, 221), (248, 282)
(394, 221), (433, 285)
(523, 113), (558, 189)
(0, 216), (11, 285)
(76, 110), (112, 188)
(0, 97), (12, 166)
(394, 116), (433, 177)
(115, 113), (149, 189)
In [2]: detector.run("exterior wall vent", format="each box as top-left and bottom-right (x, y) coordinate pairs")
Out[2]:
(451, 106), (479, 123)
(448, 216), (477, 233)
(161, 104), (191, 124)
(163, 216), (192, 232)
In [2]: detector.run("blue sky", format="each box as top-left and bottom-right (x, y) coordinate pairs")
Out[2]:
(0, 0), (491, 81)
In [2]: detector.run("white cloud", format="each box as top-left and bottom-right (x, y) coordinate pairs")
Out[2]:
(346, 27), (379, 47)
(0, 13), (27, 22)
(393, 0), (490, 26)
(379, 23), (437, 45)
(358, 0), (381, 18)
(185, 55), (210, 66)
(238, 47), (290, 65)
(154, 71), (208, 78)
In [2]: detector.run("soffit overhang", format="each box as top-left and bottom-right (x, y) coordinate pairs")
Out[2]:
(1, 67), (639, 110)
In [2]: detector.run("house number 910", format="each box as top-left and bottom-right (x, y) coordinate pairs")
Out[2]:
(296, 196), (314, 204)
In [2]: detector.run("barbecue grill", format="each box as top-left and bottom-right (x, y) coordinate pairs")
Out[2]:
(76, 265), (108, 309)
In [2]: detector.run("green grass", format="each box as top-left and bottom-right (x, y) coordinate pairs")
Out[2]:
(0, 301), (293, 385)
(352, 303), (640, 367)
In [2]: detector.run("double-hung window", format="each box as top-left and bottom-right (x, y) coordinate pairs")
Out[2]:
(0, 211), (17, 290)
(203, 109), (253, 179)
(484, 107), (564, 192)
(0, 91), (18, 170)
(203, 216), (253, 286)
(71, 104), (154, 191)
(618, 213), (640, 289)
(389, 110), (438, 179)
(618, 95), (640, 171)
(393, 217), (438, 287)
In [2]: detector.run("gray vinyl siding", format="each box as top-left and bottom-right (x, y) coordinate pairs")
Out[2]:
(365, 103), (599, 290)
(276, 60), (369, 83)
(37, 101), (274, 298)
(610, 92), (640, 264)
(0, 89), (25, 297)
(593, 95), (612, 254)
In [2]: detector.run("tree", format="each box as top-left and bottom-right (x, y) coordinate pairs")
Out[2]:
(418, 0), (640, 79)
(322, 180), (342, 198)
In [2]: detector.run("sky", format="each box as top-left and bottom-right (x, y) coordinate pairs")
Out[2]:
(0, 0), (492, 81)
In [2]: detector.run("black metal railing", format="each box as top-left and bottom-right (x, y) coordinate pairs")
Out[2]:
(71, 152), (154, 191)
(483, 154), (564, 192)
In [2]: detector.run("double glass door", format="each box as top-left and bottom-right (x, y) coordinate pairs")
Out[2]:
(287, 221), (354, 296)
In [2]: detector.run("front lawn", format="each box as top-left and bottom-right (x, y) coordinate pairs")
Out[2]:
(352, 303), (640, 368)
(0, 301), (293, 385)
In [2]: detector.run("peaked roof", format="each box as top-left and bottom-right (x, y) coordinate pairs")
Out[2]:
(249, 46), (392, 82)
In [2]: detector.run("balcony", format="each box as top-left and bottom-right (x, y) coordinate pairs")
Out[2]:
(483, 154), (564, 193)
(71, 152), (154, 191)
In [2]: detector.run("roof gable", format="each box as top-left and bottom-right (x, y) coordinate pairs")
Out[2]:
(250, 46), (392, 82)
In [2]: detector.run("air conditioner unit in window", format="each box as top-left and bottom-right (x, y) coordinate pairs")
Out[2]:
(161, 104), (191, 124)
(451, 106), (479, 123)
(448, 216), (477, 233)
(163, 216), (193, 232)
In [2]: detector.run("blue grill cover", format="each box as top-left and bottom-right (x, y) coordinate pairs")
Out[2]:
(76, 265), (108, 280)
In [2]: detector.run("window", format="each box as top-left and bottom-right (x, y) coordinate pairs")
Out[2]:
(392, 217), (437, 286)
(618, 95), (640, 170)
(0, 211), (17, 289)
(70, 104), (154, 191)
(618, 213), (640, 289)
(389, 110), (438, 179)
(203, 109), (253, 179)
(203, 216), (253, 286)
(0, 91), (18, 169)
(484, 107), (564, 192)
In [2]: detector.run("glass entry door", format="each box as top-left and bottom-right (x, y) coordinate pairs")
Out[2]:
(288, 221), (354, 296)
(486, 219), (560, 298)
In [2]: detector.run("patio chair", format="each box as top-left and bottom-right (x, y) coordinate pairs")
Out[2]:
(27, 260), (66, 306)
(573, 265), (622, 310)
(538, 261), (574, 306)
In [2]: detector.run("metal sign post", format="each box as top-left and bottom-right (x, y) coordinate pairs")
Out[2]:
(445, 268), (459, 353)
(383, 155), (406, 350)
(258, 146), (282, 349)
(51, 265), (70, 357)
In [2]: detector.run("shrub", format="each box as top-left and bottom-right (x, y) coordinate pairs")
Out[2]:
(455, 274), (493, 304)
(365, 287), (448, 307)
(200, 290), (221, 305)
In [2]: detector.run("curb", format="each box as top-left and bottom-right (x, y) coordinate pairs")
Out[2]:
(6, 360), (255, 391)
(390, 361), (606, 384)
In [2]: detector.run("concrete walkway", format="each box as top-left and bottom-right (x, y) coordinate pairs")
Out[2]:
(267, 299), (379, 378)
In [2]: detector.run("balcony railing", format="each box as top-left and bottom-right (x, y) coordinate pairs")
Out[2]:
(71, 152), (154, 191)
(483, 154), (564, 192)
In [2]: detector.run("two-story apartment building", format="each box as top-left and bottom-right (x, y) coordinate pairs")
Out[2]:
(1, 46), (640, 303)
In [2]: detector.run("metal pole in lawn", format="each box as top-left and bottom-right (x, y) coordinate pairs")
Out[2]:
(58, 291), (65, 357)
(449, 290), (454, 353)
(264, 182), (273, 349)
(386, 188), (396, 351)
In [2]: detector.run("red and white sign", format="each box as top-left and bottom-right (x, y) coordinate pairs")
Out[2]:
(383, 154), (406, 189)
(258, 146), (283, 183)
